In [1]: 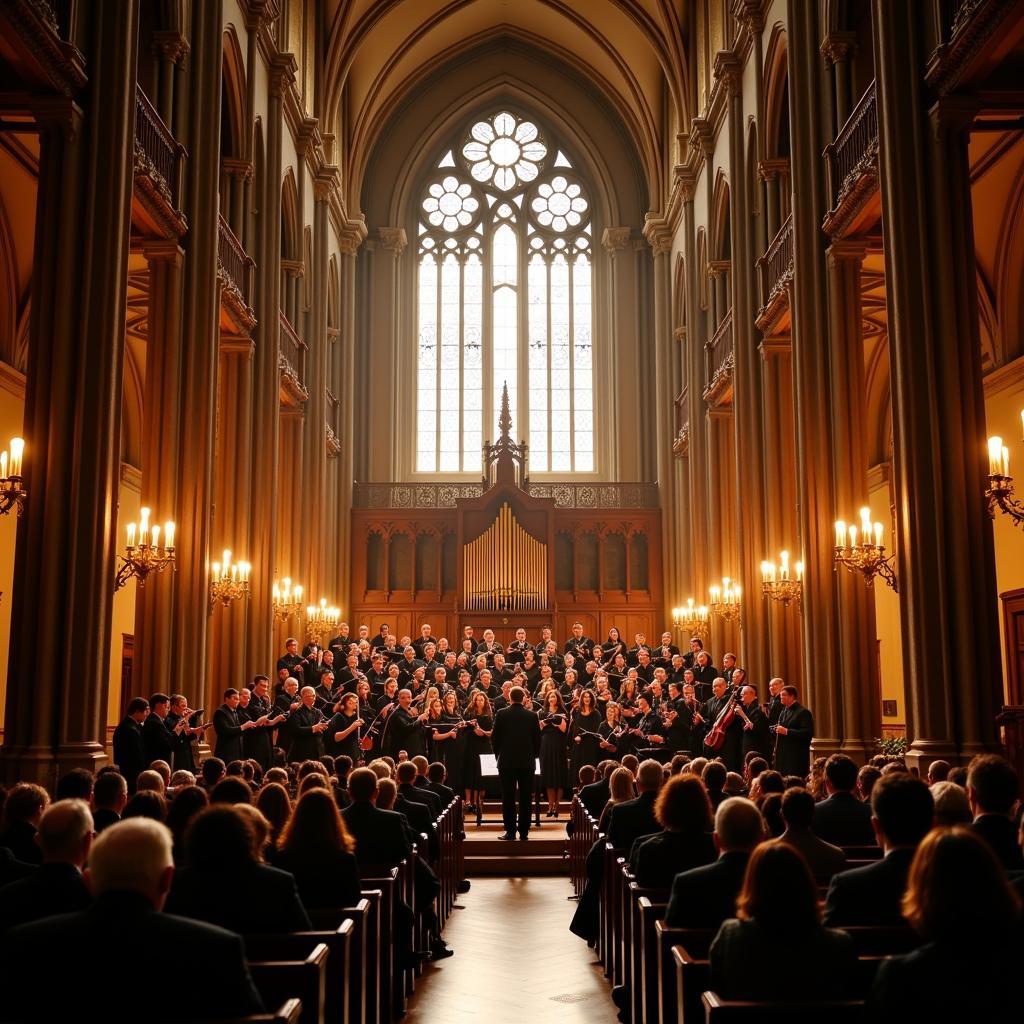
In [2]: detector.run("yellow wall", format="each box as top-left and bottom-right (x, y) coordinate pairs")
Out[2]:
(985, 361), (1024, 696)
(0, 366), (25, 736)
(106, 470), (140, 745)
(869, 477), (905, 729)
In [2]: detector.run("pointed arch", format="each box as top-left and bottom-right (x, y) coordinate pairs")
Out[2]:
(696, 228), (709, 311)
(711, 172), (731, 261)
(763, 24), (790, 160)
(281, 170), (300, 261)
(221, 26), (247, 161)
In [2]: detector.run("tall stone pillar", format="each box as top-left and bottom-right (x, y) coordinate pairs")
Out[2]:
(1, 2), (140, 784)
(134, 242), (185, 700)
(246, 54), (293, 679)
(826, 240), (881, 760)
(706, 407), (740, 658)
(785, 0), (843, 753)
(871, 2), (1002, 767)
(169, 0), (224, 720)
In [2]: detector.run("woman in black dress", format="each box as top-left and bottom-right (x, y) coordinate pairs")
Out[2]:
(538, 690), (569, 817)
(520, 648), (540, 690)
(328, 693), (364, 763)
(597, 700), (624, 762)
(428, 694), (466, 795)
(462, 690), (493, 824)
(570, 688), (602, 779)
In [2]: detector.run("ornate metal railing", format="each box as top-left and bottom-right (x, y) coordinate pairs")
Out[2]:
(757, 213), (794, 316)
(352, 481), (660, 509)
(217, 214), (253, 309)
(823, 81), (878, 233)
(278, 311), (309, 403)
(673, 386), (689, 458)
(134, 85), (182, 212)
(704, 308), (734, 399)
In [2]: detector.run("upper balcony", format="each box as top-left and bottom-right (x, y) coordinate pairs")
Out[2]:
(279, 312), (309, 406)
(822, 81), (880, 238)
(672, 385), (689, 458)
(755, 213), (794, 334)
(217, 214), (256, 335)
(132, 85), (187, 239)
(702, 309), (734, 408)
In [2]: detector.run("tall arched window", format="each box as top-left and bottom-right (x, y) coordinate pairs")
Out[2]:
(416, 110), (594, 473)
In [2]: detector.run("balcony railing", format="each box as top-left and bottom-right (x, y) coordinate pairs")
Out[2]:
(278, 312), (309, 404)
(755, 214), (794, 329)
(217, 214), (254, 308)
(134, 85), (183, 214)
(703, 309), (734, 404)
(325, 387), (341, 456)
(673, 386), (689, 457)
(823, 81), (878, 234)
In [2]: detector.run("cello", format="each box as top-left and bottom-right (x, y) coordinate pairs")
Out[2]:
(703, 690), (740, 752)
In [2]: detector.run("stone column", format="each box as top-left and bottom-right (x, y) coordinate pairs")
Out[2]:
(133, 241), (185, 700)
(706, 406), (740, 658)
(785, 0), (843, 753)
(826, 239), (881, 760)
(601, 227), (635, 481)
(871, 1), (1002, 767)
(168, 0), (224, 720)
(1, 1), (140, 784)
(246, 54), (294, 679)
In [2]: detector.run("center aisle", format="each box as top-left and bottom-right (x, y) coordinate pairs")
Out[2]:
(404, 876), (620, 1024)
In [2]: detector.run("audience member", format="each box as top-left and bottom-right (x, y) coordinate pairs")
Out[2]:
(857, 764), (881, 802)
(165, 785), (209, 864)
(210, 777), (254, 806)
(966, 754), (1024, 870)
(91, 772), (127, 834)
(606, 760), (663, 852)
(759, 793), (784, 838)
(702, 761), (728, 810)
(341, 767), (412, 866)
(135, 769), (166, 796)
(813, 753), (875, 846)
(54, 768), (94, 804)
(255, 782), (292, 848)
(926, 759), (950, 786)
(122, 790), (166, 822)
(0, 783), (49, 865)
(772, 787), (847, 883)
(930, 780), (972, 827)
(597, 767), (636, 834)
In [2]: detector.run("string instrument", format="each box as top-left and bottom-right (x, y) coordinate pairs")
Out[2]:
(703, 691), (740, 751)
(358, 702), (394, 750)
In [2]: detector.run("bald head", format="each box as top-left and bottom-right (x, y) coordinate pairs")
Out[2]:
(87, 818), (174, 908)
(714, 797), (765, 853)
(637, 759), (665, 792)
(38, 799), (94, 867)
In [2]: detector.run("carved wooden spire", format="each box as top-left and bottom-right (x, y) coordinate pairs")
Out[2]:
(498, 380), (512, 442)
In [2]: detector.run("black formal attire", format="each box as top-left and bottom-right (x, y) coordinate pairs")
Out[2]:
(0, 822), (41, 866)
(342, 801), (413, 867)
(812, 791), (875, 847)
(425, 780), (457, 808)
(663, 698), (696, 755)
(868, 937), (1018, 1022)
(429, 715), (466, 791)
(607, 791), (659, 853)
(112, 715), (146, 791)
(665, 851), (751, 928)
(822, 847), (916, 926)
(274, 693), (299, 751)
(0, 849), (34, 889)
(597, 720), (623, 761)
(766, 694), (783, 725)
(273, 848), (362, 910)
(505, 639), (530, 664)
(739, 701), (772, 761)
(634, 709), (668, 759)
(366, 667), (390, 696)
(462, 714), (493, 790)
(212, 703), (247, 764)
(628, 830), (717, 890)
(327, 632), (353, 656)
(570, 710), (602, 775)
(288, 704), (326, 762)
(328, 711), (363, 762)
(538, 711), (570, 791)
(385, 705), (427, 759)
(277, 652), (304, 676)
(401, 780), (441, 820)
(491, 703), (541, 839)
(165, 710), (196, 773)
(972, 814), (1024, 871)
(563, 636), (593, 661)
(692, 663), (718, 701)
(91, 808), (120, 834)
(0, 890), (264, 1021)
(141, 712), (175, 769)
(578, 776), (611, 818)
(243, 693), (276, 770)
(166, 861), (311, 933)
(652, 643), (679, 667)
(709, 918), (857, 1000)
(773, 700), (814, 776)
(0, 862), (91, 931)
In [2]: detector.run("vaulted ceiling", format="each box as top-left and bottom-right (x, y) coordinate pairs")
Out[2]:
(322, 0), (690, 217)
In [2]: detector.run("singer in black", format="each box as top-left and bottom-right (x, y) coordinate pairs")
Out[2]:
(462, 690), (493, 819)
(428, 693), (467, 795)
(383, 688), (428, 759)
(328, 692), (364, 762)
(772, 685), (815, 776)
(570, 688), (603, 777)
(288, 686), (329, 762)
(538, 690), (569, 817)
(244, 677), (281, 770)
(738, 684), (772, 760)
(213, 689), (260, 764)
(491, 686), (542, 841)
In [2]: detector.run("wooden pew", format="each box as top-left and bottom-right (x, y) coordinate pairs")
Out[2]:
(213, 999), (303, 1024)
(358, 868), (400, 1023)
(249, 942), (330, 1024)
(700, 991), (865, 1022)
(244, 918), (356, 1024)
(625, 887), (669, 1024)
(308, 901), (370, 1024)
(671, 942), (710, 1024)
(653, 924), (715, 1024)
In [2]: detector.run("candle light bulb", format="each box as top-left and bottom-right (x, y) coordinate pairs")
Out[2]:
(0, 451), (7, 480)
(164, 522), (174, 550)
(126, 522), (136, 547)
(139, 507), (150, 545)
(780, 551), (789, 579)
(989, 436), (1004, 476)
(230, 563), (238, 581)
(849, 524), (858, 547)
(733, 584), (741, 601)
(1002, 445), (1010, 479)
(241, 562), (250, 582)
(760, 562), (770, 583)
(835, 521), (846, 548)
(272, 582), (280, 601)
(860, 507), (872, 536)
(874, 522), (883, 547)
(212, 562), (220, 578)
(294, 585), (302, 600)
(710, 586), (720, 601)
(150, 524), (160, 549)
(795, 561), (804, 580)
(698, 605), (708, 619)
(9, 437), (24, 477)
(687, 598), (695, 612)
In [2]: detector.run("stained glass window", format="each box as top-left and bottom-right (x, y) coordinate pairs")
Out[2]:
(416, 110), (595, 473)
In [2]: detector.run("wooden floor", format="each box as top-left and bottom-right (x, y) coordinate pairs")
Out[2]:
(405, 876), (619, 1024)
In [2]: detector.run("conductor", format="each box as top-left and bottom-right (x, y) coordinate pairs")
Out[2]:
(491, 685), (541, 841)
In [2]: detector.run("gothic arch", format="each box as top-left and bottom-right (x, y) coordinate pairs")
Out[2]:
(763, 24), (790, 160)
(711, 172), (731, 261)
(281, 170), (300, 261)
(221, 26), (247, 161)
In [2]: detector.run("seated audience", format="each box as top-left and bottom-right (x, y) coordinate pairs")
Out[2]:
(210, 776), (254, 805)
(813, 753), (875, 846)
(274, 788), (362, 908)
(200, 757), (226, 791)
(710, 843), (857, 1000)
(759, 792), (784, 838)
(665, 797), (765, 928)
(926, 759), (950, 786)
(169, 770), (196, 789)
(255, 782), (292, 849)
(341, 767), (412, 866)
(868, 827), (1020, 1020)
(0, 784), (49, 865)
(857, 764), (881, 802)
(54, 769), (94, 804)
(579, 761), (615, 819)
(0, 819), (264, 1021)
(629, 774), (716, 888)
(165, 785), (209, 864)
(947, 765), (967, 787)
(967, 754), (1024, 870)
(824, 772), (934, 926)
(0, 799), (93, 930)
(135, 769), (165, 796)
(606, 759), (663, 852)
(165, 804), (310, 933)
(122, 790), (166, 822)
(91, 771), (127, 834)
(597, 767), (636, 834)
(773, 787), (847, 883)
(702, 761), (728, 810)
(930, 780), (972, 827)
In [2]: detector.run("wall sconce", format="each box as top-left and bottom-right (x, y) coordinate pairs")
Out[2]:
(672, 598), (710, 641)
(116, 507), (175, 590)
(986, 422), (1024, 528)
(834, 507), (898, 591)
(272, 576), (304, 622)
(0, 437), (26, 517)
(761, 551), (803, 608)
(210, 550), (251, 609)
(708, 577), (741, 622)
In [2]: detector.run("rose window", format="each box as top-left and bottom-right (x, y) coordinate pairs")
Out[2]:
(422, 176), (479, 232)
(462, 111), (547, 191)
(531, 176), (588, 233)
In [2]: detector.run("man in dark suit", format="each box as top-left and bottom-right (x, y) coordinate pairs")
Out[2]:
(141, 692), (176, 768)
(384, 688), (428, 759)
(491, 686), (541, 840)
(425, 761), (457, 808)
(397, 761), (441, 819)
(112, 697), (150, 792)
(665, 797), (765, 927)
(165, 694), (199, 773)
(824, 772), (934, 926)
(342, 768), (413, 866)
(765, 677), (784, 726)
(0, 799), (93, 931)
(967, 754), (1024, 870)
(287, 686), (330, 762)
(771, 684), (814, 777)
(813, 753), (876, 847)
(578, 762), (615, 818)
(213, 688), (261, 764)
(91, 771), (127, 834)
(0, 818), (264, 1022)
(244, 676), (285, 770)
(738, 684), (772, 761)
(607, 758), (663, 852)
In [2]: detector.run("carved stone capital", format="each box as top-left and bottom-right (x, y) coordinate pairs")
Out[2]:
(313, 168), (339, 202)
(152, 30), (190, 65)
(377, 227), (407, 256)
(713, 50), (744, 98)
(826, 237), (870, 268)
(338, 217), (368, 256)
(733, 0), (766, 33)
(269, 54), (298, 98)
(820, 31), (857, 66)
(689, 117), (716, 160)
(601, 226), (632, 255)
(642, 215), (673, 256)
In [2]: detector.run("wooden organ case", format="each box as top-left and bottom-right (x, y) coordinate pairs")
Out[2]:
(350, 387), (663, 646)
